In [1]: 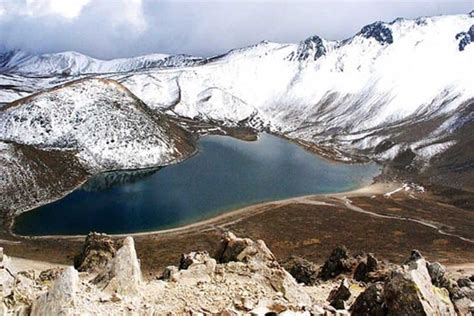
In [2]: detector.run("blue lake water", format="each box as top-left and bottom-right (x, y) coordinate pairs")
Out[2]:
(14, 134), (380, 235)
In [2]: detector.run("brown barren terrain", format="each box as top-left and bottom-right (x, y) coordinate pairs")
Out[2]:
(1, 182), (473, 278)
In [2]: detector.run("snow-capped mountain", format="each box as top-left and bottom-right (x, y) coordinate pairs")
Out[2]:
(1, 12), (473, 168)
(0, 78), (193, 170)
(0, 50), (203, 75)
(112, 13), (474, 164)
(0, 78), (194, 212)
(1, 11), (474, 213)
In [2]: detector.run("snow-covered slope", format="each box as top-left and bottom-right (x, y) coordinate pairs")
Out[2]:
(0, 141), (88, 213)
(1, 12), (473, 167)
(0, 50), (203, 75)
(112, 13), (474, 164)
(0, 78), (193, 171)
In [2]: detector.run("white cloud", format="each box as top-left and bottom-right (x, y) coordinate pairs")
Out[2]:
(35, 0), (90, 19)
(121, 0), (147, 33)
(0, 0), (91, 19)
(0, 0), (472, 59)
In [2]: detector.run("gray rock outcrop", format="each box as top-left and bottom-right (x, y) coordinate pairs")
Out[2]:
(384, 252), (456, 315)
(31, 267), (79, 316)
(74, 232), (116, 272)
(100, 236), (141, 295)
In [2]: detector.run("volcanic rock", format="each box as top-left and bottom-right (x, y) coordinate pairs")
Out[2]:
(318, 246), (355, 280)
(74, 232), (116, 272)
(350, 282), (386, 316)
(283, 256), (319, 286)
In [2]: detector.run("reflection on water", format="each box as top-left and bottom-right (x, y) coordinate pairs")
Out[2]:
(14, 134), (380, 235)
(82, 168), (160, 192)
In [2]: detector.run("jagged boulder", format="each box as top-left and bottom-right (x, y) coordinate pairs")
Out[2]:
(161, 265), (179, 281)
(351, 282), (386, 316)
(172, 250), (217, 285)
(427, 261), (448, 288)
(3, 271), (36, 316)
(457, 277), (473, 288)
(31, 267), (78, 316)
(94, 236), (141, 295)
(450, 277), (474, 315)
(318, 246), (355, 280)
(37, 267), (64, 283)
(384, 251), (456, 315)
(217, 232), (275, 264)
(179, 251), (213, 270)
(283, 256), (319, 286)
(354, 253), (378, 282)
(327, 278), (351, 310)
(74, 232), (116, 272)
(354, 253), (392, 283)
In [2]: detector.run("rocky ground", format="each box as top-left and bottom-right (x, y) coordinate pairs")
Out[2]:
(1, 232), (473, 315)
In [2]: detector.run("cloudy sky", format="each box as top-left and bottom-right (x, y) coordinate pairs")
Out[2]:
(0, 0), (472, 59)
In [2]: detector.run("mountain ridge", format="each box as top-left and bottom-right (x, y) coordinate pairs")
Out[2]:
(0, 11), (473, 191)
(1, 12), (472, 76)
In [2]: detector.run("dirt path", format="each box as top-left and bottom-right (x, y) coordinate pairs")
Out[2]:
(337, 196), (474, 244)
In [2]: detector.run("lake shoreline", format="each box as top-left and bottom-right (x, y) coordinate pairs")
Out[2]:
(13, 181), (394, 240)
(12, 133), (379, 236)
(2, 179), (474, 277)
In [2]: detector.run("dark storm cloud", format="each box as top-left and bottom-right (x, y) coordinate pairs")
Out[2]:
(0, 0), (472, 59)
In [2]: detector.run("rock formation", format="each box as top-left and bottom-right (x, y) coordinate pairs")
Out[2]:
(31, 267), (79, 316)
(74, 232), (116, 272)
(318, 246), (356, 280)
(283, 255), (319, 286)
(0, 234), (472, 315)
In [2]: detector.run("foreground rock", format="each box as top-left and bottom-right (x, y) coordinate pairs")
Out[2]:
(327, 278), (351, 309)
(94, 236), (142, 295)
(283, 255), (319, 286)
(1, 234), (472, 315)
(74, 232), (116, 272)
(384, 251), (456, 315)
(318, 246), (356, 280)
(0, 233), (322, 314)
(351, 282), (386, 315)
(31, 267), (78, 316)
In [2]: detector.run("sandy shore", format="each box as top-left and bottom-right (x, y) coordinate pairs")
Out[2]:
(15, 182), (398, 240)
(2, 180), (473, 274)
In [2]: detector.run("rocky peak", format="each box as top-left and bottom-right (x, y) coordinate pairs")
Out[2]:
(456, 24), (474, 51)
(95, 236), (142, 295)
(287, 35), (327, 62)
(359, 21), (394, 45)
